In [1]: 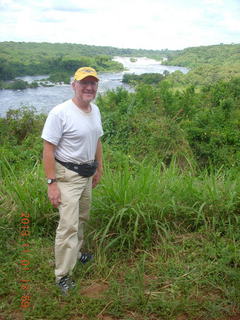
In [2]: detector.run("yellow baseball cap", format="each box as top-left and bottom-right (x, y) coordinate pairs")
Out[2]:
(74, 67), (99, 81)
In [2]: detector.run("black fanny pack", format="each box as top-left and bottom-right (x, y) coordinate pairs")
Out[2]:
(56, 158), (98, 177)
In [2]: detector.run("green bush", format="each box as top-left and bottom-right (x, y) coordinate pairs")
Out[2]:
(0, 106), (45, 170)
(122, 73), (165, 85)
(0, 106), (45, 143)
(97, 77), (240, 168)
(0, 79), (39, 90)
(48, 71), (71, 84)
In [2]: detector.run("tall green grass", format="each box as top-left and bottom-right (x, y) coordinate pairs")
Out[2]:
(90, 160), (240, 250)
(1, 156), (240, 248)
(0, 157), (57, 237)
(1, 156), (240, 319)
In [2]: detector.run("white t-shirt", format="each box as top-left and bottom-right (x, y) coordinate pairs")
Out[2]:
(41, 99), (103, 163)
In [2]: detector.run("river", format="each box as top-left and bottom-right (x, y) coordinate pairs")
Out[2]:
(0, 57), (188, 117)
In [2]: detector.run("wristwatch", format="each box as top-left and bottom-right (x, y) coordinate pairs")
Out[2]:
(47, 178), (57, 185)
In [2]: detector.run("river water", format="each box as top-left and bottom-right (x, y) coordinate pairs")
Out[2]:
(0, 57), (188, 117)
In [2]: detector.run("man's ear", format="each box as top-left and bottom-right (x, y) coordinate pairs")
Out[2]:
(72, 81), (76, 90)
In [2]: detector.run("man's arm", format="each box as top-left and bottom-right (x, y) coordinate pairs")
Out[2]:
(92, 139), (103, 188)
(43, 140), (61, 208)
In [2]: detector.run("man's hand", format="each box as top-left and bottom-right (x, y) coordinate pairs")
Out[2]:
(48, 183), (61, 208)
(92, 168), (102, 188)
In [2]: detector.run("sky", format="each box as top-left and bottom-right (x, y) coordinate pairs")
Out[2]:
(0, 0), (240, 50)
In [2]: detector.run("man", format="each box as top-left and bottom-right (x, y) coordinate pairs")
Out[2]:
(41, 67), (103, 295)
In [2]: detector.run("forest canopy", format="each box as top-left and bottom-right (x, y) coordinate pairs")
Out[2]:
(164, 43), (240, 86)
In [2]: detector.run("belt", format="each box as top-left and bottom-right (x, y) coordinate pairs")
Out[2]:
(55, 158), (98, 177)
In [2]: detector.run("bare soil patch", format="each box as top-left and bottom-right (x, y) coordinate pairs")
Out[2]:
(80, 282), (109, 299)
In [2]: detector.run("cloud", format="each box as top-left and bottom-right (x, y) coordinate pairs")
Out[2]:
(0, 0), (239, 50)
(37, 16), (63, 23)
(42, 0), (98, 13)
(0, 0), (23, 11)
(51, 6), (94, 13)
(203, 0), (224, 5)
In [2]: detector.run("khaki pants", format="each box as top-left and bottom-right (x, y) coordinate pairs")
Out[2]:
(55, 162), (92, 282)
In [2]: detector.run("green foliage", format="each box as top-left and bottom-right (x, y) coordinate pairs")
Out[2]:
(97, 76), (240, 168)
(0, 42), (127, 80)
(0, 41), (171, 81)
(0, 79), (40, 90)
(1, 41), (240, 90)
(10, 79), (27, 90)
(181, 79), (240, 167)
(1, 74), (240, 170)
(130, 57), (137, 62)
(165, 43), (240, 69)
(0, 106), (45, 170)
(48, 71), (70, 84)
(1, 106), (45, 143)
(122, 72), (165, 85)
(1, 75), (240, 319)
(165, 43), (240, 86)
(0, 158), (56, 237)
(2, 231), (239, 319)
(0, 57), (16, 79)
(98, 84), (194, 166)
(1, 153), (240, 320)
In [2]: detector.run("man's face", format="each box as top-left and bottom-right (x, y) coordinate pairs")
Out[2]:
(73, 76), (98, 103)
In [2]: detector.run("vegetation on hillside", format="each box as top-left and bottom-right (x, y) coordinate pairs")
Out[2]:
(164, 43), (240, 87)
(1, 42), (240, 90)
(165, 43), (240, 68)
(0, 41), (170, 81)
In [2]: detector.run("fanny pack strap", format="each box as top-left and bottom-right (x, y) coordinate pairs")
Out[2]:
(55, 158), (98, 177)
